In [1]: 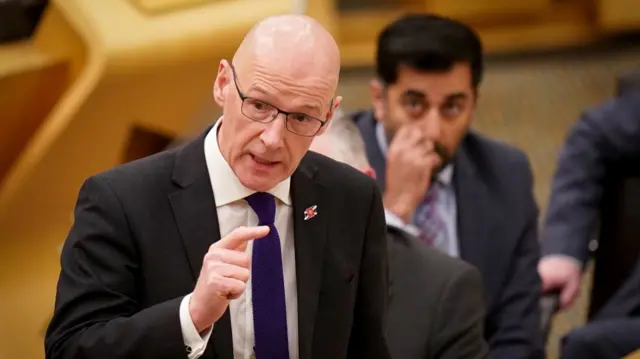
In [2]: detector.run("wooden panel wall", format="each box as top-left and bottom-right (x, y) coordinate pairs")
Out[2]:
(307, 0), (640, 67)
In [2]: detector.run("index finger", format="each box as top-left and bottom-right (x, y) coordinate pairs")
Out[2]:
(214, 225), (270, 250)
(394, 124), (417, 142)
(389, 125), (420, 152)
(419, 139), (435, 153)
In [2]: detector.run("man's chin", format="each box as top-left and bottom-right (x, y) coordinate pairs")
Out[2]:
(235, 162), (285, 192)
(430, 157), (451, 180)
(237, 173), (279, 192)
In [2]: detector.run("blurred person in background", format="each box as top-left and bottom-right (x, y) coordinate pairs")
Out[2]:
(45, 14), (390, 359)
(349, 13), (545, 359)
(310, 110), (489, 359)
(540, 89), (640, 359)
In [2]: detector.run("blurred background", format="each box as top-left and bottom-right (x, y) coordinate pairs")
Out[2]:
(0, 0), (638, 358)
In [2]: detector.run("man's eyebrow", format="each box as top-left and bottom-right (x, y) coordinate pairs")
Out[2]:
(246, 85), (269, 96)
(445, 92), (468, 101)
(295, 103), (322, 114)
(402, 89), (426, 98)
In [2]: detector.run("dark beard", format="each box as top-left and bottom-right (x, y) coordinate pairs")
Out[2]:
(430, 142), (452, 180)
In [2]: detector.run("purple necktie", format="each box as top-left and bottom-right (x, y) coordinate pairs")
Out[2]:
(245, 192), (289, 359)
(414, 182), (447, 249)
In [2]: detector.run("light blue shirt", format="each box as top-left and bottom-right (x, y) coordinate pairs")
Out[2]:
(376, 123), (460, 257)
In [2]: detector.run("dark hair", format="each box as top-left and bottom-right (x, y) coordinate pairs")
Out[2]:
(376, 13), (484, 87)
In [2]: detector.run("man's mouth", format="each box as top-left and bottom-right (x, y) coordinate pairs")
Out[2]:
(250, 154), (278, 166)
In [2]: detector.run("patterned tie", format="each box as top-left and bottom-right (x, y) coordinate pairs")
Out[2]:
(245, 192), (289, 359)
(414, 182), (448, 251)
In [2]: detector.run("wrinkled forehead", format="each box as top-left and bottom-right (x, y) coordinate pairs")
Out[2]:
(237, 60), (337, 112)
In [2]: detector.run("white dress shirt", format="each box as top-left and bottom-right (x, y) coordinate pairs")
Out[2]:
(179, 118), (299, 359)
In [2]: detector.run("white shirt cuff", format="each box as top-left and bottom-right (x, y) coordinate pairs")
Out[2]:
(384, 208), (421, 237)
(180, 293), (213, 359)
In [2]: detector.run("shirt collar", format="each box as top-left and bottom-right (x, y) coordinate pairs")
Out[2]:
(375, 121), (454, 186)
(204, 117), (291, 207)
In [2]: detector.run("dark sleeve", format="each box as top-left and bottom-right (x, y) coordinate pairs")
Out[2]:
(430, 265), (489, 359)
(347, 181), (392, 359)
(44, 176), (186, 359)
(542, 96), (640, 262)
(488, 162), (545, 359)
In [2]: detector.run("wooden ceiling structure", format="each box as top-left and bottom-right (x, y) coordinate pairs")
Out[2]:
(305, 0), (640, 67)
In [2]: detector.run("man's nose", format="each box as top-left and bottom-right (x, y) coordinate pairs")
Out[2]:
(260, 114), (286, 149)
(422, 110), (442, 141)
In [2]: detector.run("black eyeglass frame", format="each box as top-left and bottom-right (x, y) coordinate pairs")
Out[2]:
(230, 65), (332, 137)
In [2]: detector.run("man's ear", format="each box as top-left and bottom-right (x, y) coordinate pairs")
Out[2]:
(472, 87), (480, 107)
(213, 59), (231, 107)
(370, 79), (386, 122)
(317, 95), (342, 136)
(326, 95), (343, 121)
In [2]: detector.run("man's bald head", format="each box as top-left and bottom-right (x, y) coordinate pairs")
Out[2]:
(233, 14), (341, 91)
(212, 14), (343, 192)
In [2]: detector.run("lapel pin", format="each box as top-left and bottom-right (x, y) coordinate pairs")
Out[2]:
(304, 205), (318, 221)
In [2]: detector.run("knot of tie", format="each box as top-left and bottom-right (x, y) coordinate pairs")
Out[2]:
(246, 192), (276, 225)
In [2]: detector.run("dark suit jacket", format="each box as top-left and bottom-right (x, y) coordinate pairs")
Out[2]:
(561, 317), (640, 359)
(597, 256), (640, 319)
(352, 111), (544, 359)
(542, 92), (640, 263)
(562, 245), (640, 359)
(387, 226), (489, 359)
(44, 128), (390, 359)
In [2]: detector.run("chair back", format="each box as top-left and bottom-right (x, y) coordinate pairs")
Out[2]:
(590, 157), (640, 318)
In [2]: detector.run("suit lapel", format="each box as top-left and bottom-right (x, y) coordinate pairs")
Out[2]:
(291, 156), (329, 359)
(168, 129), (233, 359)
(168, 133), (219, 281)
(454, 142), (499, 289)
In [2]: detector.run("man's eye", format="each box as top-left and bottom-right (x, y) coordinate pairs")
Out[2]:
(442, 103), (462, 117)
(404, 100), (426, 116)
(250, 101), (269, 111)
(406, 99), (422, 108)
(290, 114), (310, 122)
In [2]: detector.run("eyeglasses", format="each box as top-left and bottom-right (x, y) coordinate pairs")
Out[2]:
(230, 65), (328, 137)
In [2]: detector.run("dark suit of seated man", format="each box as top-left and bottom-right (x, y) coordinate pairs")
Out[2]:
(310, 111), (489, 359)
(349, 13), (544, 359)
(562, 250), (640, 359)
(562, 318), (640, 359)
(539, 91), (640, 359)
